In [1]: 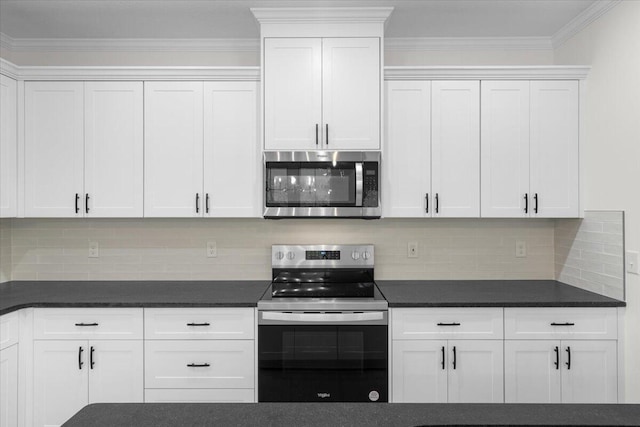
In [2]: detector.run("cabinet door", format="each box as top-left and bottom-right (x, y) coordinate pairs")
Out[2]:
(88, 340), (143, 403)
(561, 340), (617, 403)
(0, 345), (18, 427)
(84, 82), (144, 217)
(204, 82), (260, 217)
(0, 75), (17, 218)
(392, 340), (447, 403)
(530, 80), (579, 217)
(33, 340), (88, 427)
(144, 82), (204, 217)
(25, 82), (84, 217)
(322, 38), (380, 150)
(431, 81), (480, 217)
(384, 81), (431, 217)
(504, 340), (561, 403)
(264, 38), (322, 150)
(481, 81), (530, 218)
(447, 340), (503, 403)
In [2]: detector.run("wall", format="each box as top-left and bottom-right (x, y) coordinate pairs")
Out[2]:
(0, 219), (11, 282)
(9, 218), (554, 282)
(554, 0), (640, 402)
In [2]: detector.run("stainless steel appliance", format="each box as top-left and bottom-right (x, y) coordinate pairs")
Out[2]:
(258, 244), (388, 402)
(263, 151), (381, 218)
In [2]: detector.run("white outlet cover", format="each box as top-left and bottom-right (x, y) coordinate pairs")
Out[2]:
(88, 241), (99, 258)
(408, 242), (418, 258)
(207, 241), (217, 258)
(515, 241), (526, 258)
(626, 250), (639, 275)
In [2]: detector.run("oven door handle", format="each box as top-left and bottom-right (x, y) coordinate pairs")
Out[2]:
(261, 311), (384, 323)
(355, 162), (364, 207)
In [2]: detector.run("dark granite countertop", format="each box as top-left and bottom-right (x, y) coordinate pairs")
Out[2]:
(0, 280), (271, 315)
(62, 402), (640, 426)
(376, 280), (625, 307)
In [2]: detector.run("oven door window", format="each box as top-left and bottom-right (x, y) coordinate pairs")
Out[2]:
(266, 162), (356, 207)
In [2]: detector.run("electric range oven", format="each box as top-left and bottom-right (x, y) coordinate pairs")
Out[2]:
(257, 244), (388, 402)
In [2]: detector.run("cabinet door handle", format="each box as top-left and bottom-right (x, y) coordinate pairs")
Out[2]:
(78, 346), (84, 370)
(75, 322), (99, 327)
(437, 322), (460, 326)
(435, 193), (439, 213)
(550, 322), (575, 326)
(187, 363), (210, 368)
(524, 193), (528, 214)
(554, 346), (559, 370)
(452, 346), (457, 370)
(85, 193), (90, 214)
(325, 124), (329, 146)
(425, 193), (429, 213)
(315, 124), (319, 146)
(205, 193), (210, 214)
(534, 193), (539, 214)
(90, 346), (95, 369)
(441, 346), (445, 370)
(196, 193), (200, 213)
(186, 322), (210, 327)
(565, 346), (571, 370)
(75, 193), (80, 214)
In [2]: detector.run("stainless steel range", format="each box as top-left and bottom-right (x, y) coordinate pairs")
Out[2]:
(258, 244), (388, 402)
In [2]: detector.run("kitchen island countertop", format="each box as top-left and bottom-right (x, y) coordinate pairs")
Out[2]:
(62, 402), (640, 426)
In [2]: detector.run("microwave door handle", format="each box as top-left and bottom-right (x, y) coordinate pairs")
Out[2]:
(355, 162), (364, 207)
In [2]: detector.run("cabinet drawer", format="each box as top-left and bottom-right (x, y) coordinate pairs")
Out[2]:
(145, 340), (254, 389)
(504, 308), (617, 340)
(0, 312), (19, 350)
(392, 308), (503, 340)
(145, 388), (254, 403)
(145, 308), (254, 340)
(33, 308), (143, 340)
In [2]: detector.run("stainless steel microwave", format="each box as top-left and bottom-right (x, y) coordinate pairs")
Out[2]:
(263, 151), (381, 218)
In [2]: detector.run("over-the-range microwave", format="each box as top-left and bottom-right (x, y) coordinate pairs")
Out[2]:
(263, 151), (381, 219)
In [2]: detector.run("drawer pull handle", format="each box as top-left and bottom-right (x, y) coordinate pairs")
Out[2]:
(550, 322), (575, 326)
(437, 322), (461, 326)
(187, 363), (210, 368)
(187, 322), (210, 327)
(75, 322), (99, 327)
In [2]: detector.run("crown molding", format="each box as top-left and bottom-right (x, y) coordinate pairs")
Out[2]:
(250, 7), (394, 24)
(0, 33), (259, 53)
(0, 59), (260, 81)
(385, 37), (552, 52)
(385, 66), (591, 80)
(552, 0), (622, 48)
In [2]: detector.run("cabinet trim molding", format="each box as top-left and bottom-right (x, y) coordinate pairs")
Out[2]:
(385, 66), (590, 80)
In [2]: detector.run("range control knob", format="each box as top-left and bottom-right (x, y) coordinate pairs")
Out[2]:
(286, 251), (296, 260)
(362, 251), (371, 260)
(351, 251), (360, 260)
(275, 251), (285, 260)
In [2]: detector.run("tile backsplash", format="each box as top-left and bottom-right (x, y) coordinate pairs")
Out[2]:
(555, 211), (625, 300)
(6, 218), (556, 281)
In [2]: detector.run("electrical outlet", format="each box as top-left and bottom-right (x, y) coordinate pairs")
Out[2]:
(626, 250), (639, 274)
(207, 241), (217, 258)
(408, 242), (419, 258)
(515, 240), (527, 258)
(88, 241), (99, 258)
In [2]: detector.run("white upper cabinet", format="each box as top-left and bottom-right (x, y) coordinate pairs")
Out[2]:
(264, 37), (380, 150)
(431, 81), (480, 218)
(0, 75), (17, 218)
(530, 80), (579, 217)
(25, 81), (144, 218)
(204, 82), (260, 217)
(84, 82), (144, 217)
(481, 80), (579, 218)
(25, 82), (85, 217)
(264, 38), (322, 150)
(144, 82), (204, 217)
(384, 81), (432, 217)
(481, 81), (531, 218)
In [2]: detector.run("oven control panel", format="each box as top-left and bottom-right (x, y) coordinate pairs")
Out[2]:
(272, 245), (374, 268)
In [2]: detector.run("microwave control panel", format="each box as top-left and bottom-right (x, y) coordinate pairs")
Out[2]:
(363, 163), (379, 207)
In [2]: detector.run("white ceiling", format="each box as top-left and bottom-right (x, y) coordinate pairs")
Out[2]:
(0, 0), (599, 40)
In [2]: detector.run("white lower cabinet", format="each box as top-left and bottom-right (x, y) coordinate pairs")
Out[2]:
(0, 345), (18, 427)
